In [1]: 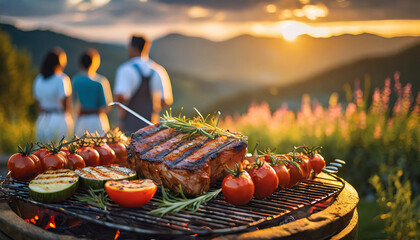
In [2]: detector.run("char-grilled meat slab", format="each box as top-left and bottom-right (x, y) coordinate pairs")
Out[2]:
(127, 123), (247, 195)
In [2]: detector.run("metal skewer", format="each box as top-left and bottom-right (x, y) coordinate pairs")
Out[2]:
(108, 102), (153, 126)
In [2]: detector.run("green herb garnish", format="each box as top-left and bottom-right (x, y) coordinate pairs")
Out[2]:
(161, 108), (246, 140)
(75, 188), (109, 211)
(151, 185), (222, 216)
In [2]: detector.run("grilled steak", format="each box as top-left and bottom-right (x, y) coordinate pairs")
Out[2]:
(127, 123), (247, 195)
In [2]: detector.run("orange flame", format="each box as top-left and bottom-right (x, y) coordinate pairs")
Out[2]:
(45, 215), (56, 230)
(114, 230), (120, 240)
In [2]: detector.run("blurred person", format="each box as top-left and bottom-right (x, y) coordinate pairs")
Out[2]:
(72, 49), (110, 136)
(114, 35), (173, 133)
(33, 47), (73, 142)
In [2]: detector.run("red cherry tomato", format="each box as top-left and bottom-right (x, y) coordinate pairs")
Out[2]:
(33, 148), (49, 160)
(296, 155), (311, 180)
(67, 153), (86, 170)
(285, 161), (303, 187)
(8, 153), (40, 181)
(41, 153), (66, 171)
(108, 142), (127, 166)
(76, 147), (100, 167)
(94, 145), (116, 166)
(271, 164), (290, 188)
(105, 179), (157, 208)
(29, 154), (43, 174)
(222, 167), (255, 206)
(248, 160), (279, 199)
(309, 153), (326, 175)
(60, 149), (70, 157)
(58, 152), (70, 169)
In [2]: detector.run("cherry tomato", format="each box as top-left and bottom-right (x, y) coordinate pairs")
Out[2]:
(94, 145), (116, 166)
(33, 148), (49, 160)
(29, 154), (43, 174)
(76, 147), (100, 167)
(60, 149), (70, 157)
(8, 153), (40, 181)
(271, 164), (290, 188)
(248, 160), (279, 199)
(108, 142), (127, 166)
(105, 179), (157, 208)
(296, 155), (311, 180)
(67, 153), (86, 170)
(58, 151), (70, 169)
(42, 153), (66, 171)
(309, 153), (326, 175)
(285, 161), (303, 187)
(222, 165), (254, 206)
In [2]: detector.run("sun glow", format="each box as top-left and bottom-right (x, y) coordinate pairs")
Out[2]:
(302, 4), (329, 20)
(250, 20), (420, 42)
(279, 21), (308, 41)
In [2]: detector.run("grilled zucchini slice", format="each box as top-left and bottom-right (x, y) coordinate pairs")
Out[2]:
(75, 166), (137, 189)
(29, 169), (79, 203)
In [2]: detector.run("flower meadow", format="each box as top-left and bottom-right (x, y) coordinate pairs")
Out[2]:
(221, 73), (420, 239)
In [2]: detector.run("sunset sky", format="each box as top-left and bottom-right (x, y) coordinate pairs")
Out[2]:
(1, 0), (420, 43)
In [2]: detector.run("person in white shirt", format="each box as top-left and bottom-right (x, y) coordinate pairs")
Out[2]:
(114, 35), (173, 133)
(33, 48), (73, 142)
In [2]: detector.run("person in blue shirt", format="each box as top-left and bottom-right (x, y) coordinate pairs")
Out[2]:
(72, 49), (110, 136)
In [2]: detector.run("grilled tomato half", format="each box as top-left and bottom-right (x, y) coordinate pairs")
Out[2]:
(105, 179), (157, 208)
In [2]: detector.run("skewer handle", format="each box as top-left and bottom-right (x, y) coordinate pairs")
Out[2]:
(108, 102), (153, 126)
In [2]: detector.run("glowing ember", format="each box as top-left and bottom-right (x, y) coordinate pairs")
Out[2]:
(114, 230), (120, 240)
(45, 215), (56, 230)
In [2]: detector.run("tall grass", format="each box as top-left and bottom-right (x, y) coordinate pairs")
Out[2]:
(221, 74), (419, 239)
(0, 111), (35, 154)
(222, 74), (419, 194)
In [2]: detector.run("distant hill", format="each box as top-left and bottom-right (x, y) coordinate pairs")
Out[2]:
(151, 33), (420, 85)
(209, 42), (420, 114)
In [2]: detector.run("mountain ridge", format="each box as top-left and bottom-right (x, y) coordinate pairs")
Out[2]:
(1, 22), (419, 115)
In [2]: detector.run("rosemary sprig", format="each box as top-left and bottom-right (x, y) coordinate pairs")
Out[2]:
(161, 108), (246, 140)
(75, 188), (109, 211)
(151, 185), (222, 216)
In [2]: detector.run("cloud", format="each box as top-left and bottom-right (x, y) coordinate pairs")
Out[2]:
(0, 0), (67, 16)
(1, 0), (420, 23)
(155, 0), (273, 10)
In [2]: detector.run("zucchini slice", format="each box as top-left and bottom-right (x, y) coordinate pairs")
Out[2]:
(75, 166), (137, 189)
(29, 169), (79, 203)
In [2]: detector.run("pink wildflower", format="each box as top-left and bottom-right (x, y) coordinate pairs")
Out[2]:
(346, 103), (357, 119)
(374, 124), (382, 139)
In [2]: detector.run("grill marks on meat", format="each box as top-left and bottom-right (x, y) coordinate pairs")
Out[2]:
(127, 124), (247, 195)
(172, 138), (235, 170)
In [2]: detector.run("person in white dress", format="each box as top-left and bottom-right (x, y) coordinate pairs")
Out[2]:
(33, 48), (73, 142)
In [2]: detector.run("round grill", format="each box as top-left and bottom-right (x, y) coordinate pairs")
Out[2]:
(0, 173), (344, 238)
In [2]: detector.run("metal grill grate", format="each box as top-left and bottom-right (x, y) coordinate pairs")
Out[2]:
(0, 174), (344, 238)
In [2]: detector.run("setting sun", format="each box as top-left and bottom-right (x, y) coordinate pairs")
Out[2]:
(279, 21), (308, 41)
